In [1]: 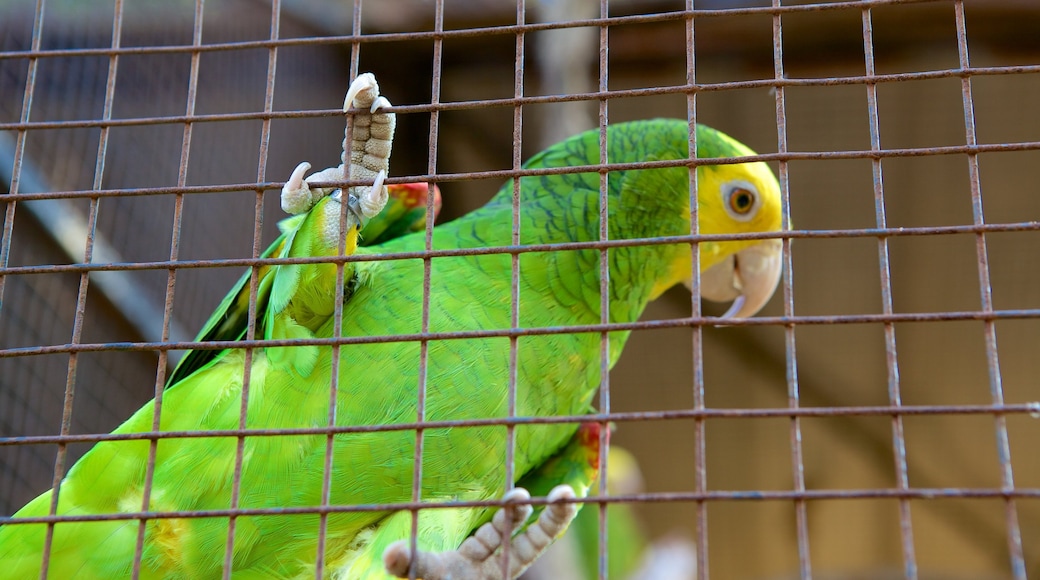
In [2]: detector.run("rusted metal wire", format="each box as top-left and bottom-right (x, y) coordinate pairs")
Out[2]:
(2, 0), (1039, 578)
(406, 0), (443, 575)
(952, 3), (1027, 578)
(0, 0), (986, 64)
(5, 221), (1040, 281)
(769, 3), (813, 579)
(130, 0), (202, 575)
(3, 307), (1040, 360)
(4, 64), (1040, 133)
(502, 0), (526, 576)
(682, 3), (708, 576)
(312, 0), (351, 572)
(595, 2), (613, 577)
(39, 0), (120, 572)
(4, 484), (1040, 529)
(4, 401), (1040, 450)
(861, 6), (917, 579)
(6, 136), (1040, 201)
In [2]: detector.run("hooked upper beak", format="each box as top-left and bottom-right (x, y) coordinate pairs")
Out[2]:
(687, 238), (783, 319)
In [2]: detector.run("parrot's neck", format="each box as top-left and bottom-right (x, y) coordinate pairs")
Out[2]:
(606, 197), (690, 323)
(525, 177), (691, 327)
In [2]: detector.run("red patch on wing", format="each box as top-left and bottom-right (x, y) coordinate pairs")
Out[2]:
(577, 422), (607, 469)
(385, 182), (443, 223)
(387, 182), (443, 213)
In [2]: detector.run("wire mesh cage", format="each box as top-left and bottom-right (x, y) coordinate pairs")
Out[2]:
(1, 0), (1039, 578)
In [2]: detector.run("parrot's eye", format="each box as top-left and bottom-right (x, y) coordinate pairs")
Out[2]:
(722, 181), (759, 222)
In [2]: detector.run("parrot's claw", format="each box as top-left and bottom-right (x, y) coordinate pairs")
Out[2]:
(370, 95), (392, 114)
(383, 485), (579, 580)
(280, 73), (395, 222)
(280, 161), (314, 215)
(356, 169), (388, 219)
(343, 72), (378, 112)
(281, 164), (345, 216)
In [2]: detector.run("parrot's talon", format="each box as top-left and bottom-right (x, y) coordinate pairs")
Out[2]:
(370, 95), (392, 114)
(344, 170), (387, 230)
(359, 170), (388, 219)
(343, 73), (378, 112)
(281, 161), (315, 215)
(382, 485), (578, 580)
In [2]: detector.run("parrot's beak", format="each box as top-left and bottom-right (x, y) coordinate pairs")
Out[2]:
(688, 238), (783, 319)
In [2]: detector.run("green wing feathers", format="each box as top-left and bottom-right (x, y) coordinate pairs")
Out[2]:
(166, 183), (442, 387)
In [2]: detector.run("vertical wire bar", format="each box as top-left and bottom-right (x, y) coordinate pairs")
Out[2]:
(951, 3), (1026, 578)
(500, 0), (525, 575)
(0, 0), (45, 329)
(217, 19), (257, 579)
(860, 8), (917, 579)
(320, 2), (365, 572)
(595, 2), (611, 579)
(134, 2), (202, 578)
(41, 2), (122, 577)
(317, 0), (349, 572)
(6, 3), (45, 537)
(4, 1), (46, 566)
(770, 2), (810, 578)
(222, 0), (279, 577)
(684, 4), (709, 580)
(408, 1), (443, 577)
(195, 0), (251, 573)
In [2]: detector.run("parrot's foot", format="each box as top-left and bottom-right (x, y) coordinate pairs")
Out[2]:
(342, 72), (395, 220)
(279, 72), (395, 219)
(280, 165), (387, 221)
(383, 485), (578, 580)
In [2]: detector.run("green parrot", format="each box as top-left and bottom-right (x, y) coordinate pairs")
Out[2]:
(0, 74), (783, 578)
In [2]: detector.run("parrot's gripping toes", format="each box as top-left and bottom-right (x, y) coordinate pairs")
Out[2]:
(382, 485), (579, 580)
(280, 72), (396, 221)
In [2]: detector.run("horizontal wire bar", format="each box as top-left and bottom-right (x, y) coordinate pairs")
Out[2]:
(5, 140), (1040, 203)
(3, 64), (1039, 132)
(2, 220), (1038, 278)
(3, 308), (1040, 359)
(3, 403), (1039, 448)
(4, 484), (1039, 527)
(0, 0), (953, 63)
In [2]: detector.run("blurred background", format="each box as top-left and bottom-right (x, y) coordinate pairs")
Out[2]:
(1, 0), (1039, 578)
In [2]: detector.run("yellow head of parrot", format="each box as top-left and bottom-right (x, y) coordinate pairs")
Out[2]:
(651, 147), (784, 319)
(693, 157), (784, 319)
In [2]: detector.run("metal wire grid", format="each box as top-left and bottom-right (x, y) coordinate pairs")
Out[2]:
(0, 0), (1038, 578)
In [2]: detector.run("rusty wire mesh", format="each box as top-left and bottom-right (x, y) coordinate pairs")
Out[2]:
(1, 0), (1040, 578)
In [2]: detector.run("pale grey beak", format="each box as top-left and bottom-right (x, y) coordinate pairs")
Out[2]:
(688, 238), (783, 319)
